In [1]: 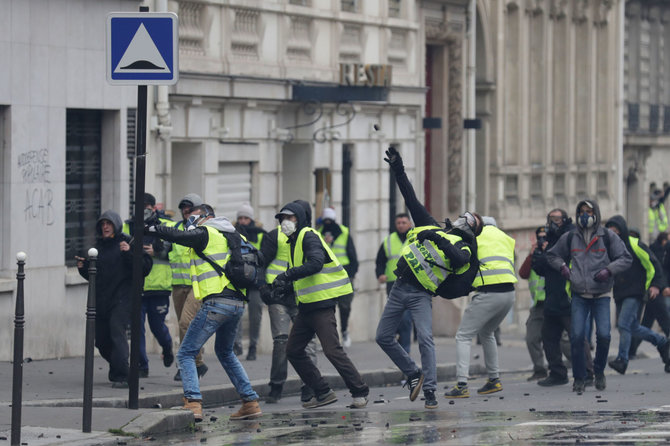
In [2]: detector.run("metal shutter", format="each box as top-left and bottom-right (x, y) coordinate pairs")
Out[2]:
(216, 162), (252, 221)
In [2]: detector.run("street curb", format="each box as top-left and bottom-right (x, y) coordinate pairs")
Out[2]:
(121, 408), (194, 436)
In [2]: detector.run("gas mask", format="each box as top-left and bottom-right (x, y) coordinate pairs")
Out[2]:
(578, 212), (595, 229)
(281, 219), (297, 236)
(452, 212), (479, 237)
(186, 214), (204, 230)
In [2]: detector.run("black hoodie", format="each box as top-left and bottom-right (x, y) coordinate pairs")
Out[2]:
(78, 210), (152, 316)
(606, 215), (667, 302)
(278, 201), (339, 312)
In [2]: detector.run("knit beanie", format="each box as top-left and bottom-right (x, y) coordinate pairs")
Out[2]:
(237, 202), (255, 220)
(322, 207), (337, 222)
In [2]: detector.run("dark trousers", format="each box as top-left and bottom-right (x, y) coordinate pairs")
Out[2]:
(287, 306), (368, 398)
(542, 313), (593, 380)
(96, 302), (130, 382)
(338, 293), (354, 334)
(139, 293), (173, 371)
(630, 296), (670, 356)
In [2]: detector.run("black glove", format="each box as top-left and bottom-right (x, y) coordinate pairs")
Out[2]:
(417, 230), (440, 244)
(259, 283), (274, 305)
(384, 146), (404, 174)
(273, 272), (291, 288)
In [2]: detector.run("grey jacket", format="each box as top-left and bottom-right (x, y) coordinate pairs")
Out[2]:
(547, 199), (633, 297)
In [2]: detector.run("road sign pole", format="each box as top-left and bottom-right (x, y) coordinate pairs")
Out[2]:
(128, 5), (150, 411)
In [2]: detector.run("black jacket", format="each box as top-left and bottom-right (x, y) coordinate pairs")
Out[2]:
(236, 220), (267, 246)
(279, 201), (339, 313)
(531, 221), (574, 316)
(78, 210), (152, 316)
(606, 215), (666, 302)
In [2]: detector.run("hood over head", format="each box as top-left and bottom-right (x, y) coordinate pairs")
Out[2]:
(292, 200), (312, 227)
(605, 214), (632, 252)
(276, 201), (308, 231)
(97, 210), (123, 237)
(575, 199), (601, 229)
(203, 216), (236, 233)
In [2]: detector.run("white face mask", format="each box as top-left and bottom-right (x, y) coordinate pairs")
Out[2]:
(281, 219), (297, 236)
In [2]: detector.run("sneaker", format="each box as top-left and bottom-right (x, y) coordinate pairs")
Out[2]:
(424, 390), (438, 409)
(246, 346), (257, 361)
(537, 375), (568, 387)
(139, 369), (149, 379)
(404, 370), (424, 402)
(266, 384), (283, 404)
(197, 364), (209, 379)
(230, 400), (262, 420)
(303, 389), (338, 409)
(300, 385), (315, 403)
(182, 397), (203, 422)
(112, 380), (128, 389)
(608, 358), (628, 375)
(173, 369), (181, 382)
(572, 378), (585, 393)
(342, 331), (352, 348)
(163, 347), (174, 368)
(658, 338), (670, 363)
(477, 378), (502, 395)
(527, 370), (548, 381)
(351, 396), (368, 408)
(595, 373), (606, 391)
(444, 383), (469, 398)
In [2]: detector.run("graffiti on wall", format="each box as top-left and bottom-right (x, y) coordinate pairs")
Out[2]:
(19, 149), (54, 225)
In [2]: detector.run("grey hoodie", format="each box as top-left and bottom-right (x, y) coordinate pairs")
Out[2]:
(547, 199), (632, 297)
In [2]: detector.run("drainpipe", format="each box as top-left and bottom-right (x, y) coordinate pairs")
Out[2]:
(616, 0), (625, 213)
(466, 0), (477, 211)
(155, 0), (172, 206)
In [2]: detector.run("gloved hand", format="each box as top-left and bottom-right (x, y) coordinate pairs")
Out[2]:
(145, 224), (157, 233)
(273, 272), (292, 287)
(417, 230), (440, 244)
(560, 264), (571, 280)
(259, 283), (274, 305)
(594, 268), (611, 282)
(384, 146), (404, 174)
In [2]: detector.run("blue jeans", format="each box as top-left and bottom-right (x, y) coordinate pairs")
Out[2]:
(570, 294), (611, 379)
(387, 282), (413, 353)
(177, 298), (258, 402)
(376, 280), (436, 392)
(617, 297), (666, 362)
(139, 293), (173, 371)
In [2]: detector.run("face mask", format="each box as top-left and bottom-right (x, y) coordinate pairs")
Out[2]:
(143, 208), (155, 222)
(186, 214), (202, 230)
(546, 221), (561, 234)
(281, 219), (297, 236)
(578, 213), (595, 229)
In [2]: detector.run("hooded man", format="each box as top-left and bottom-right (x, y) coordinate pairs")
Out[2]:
(150, 204), (262, 422)
(547, 199), (632, 392)
(76, 210), (152, 387)
(604, 215), (670, 374)
(273, 201), (369, 409)
(377, 146), (480, 410)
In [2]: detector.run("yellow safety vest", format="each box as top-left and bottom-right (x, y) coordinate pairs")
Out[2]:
(320, 225), (350, 266)
(528, 270), (545, 305)
(169, 221), (193, 286)
(630, 236), (654, 290)
(189, 226), (238, 300)
(248, 232), (264, 251)
(472, 225), (518, 288)
(400, 225), (471, 293)
(383, 232), (405, 282)
(649, 204), (669, 234)
(291, 227), (353, 304)
(123, 217), (174, 292)
(265, 227), (290, 283)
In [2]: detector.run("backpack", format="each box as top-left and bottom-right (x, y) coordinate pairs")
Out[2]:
(195, 231), (265, 298)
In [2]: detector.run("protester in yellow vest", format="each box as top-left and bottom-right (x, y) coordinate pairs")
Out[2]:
(122, 193), (174, 378)
(318, 207), (358, 347)
(605, 215), (670, 375)
(150, 204), (262, 422)
(375, 212), (414, 353)
(377, 146), (480, 410)
(233, 202), (267, 360)
(167, 193), (208, 382)
(272, 201), (369, 410)
(445, 217), (517, 399)
(648, 186), (670, 244)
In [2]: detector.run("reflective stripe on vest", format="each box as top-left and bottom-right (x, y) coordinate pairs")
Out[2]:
(400, 225), (470, 293)
(169, 221), (193, 286)
(649, 204), (669, 234)
(528, 270), (545, 304)
(189, 226), (233, 300)
(265, 227), (290, 282)
(630, 236), (654, 290)
(320, 225), (351, 266)
(383, 232), (404, 282)
(291, 227), (353, 303)
(472, 225), (518, 288)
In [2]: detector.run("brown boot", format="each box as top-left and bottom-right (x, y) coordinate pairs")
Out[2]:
(230, 400), (262, 420)
(182, 397), (203, 422)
